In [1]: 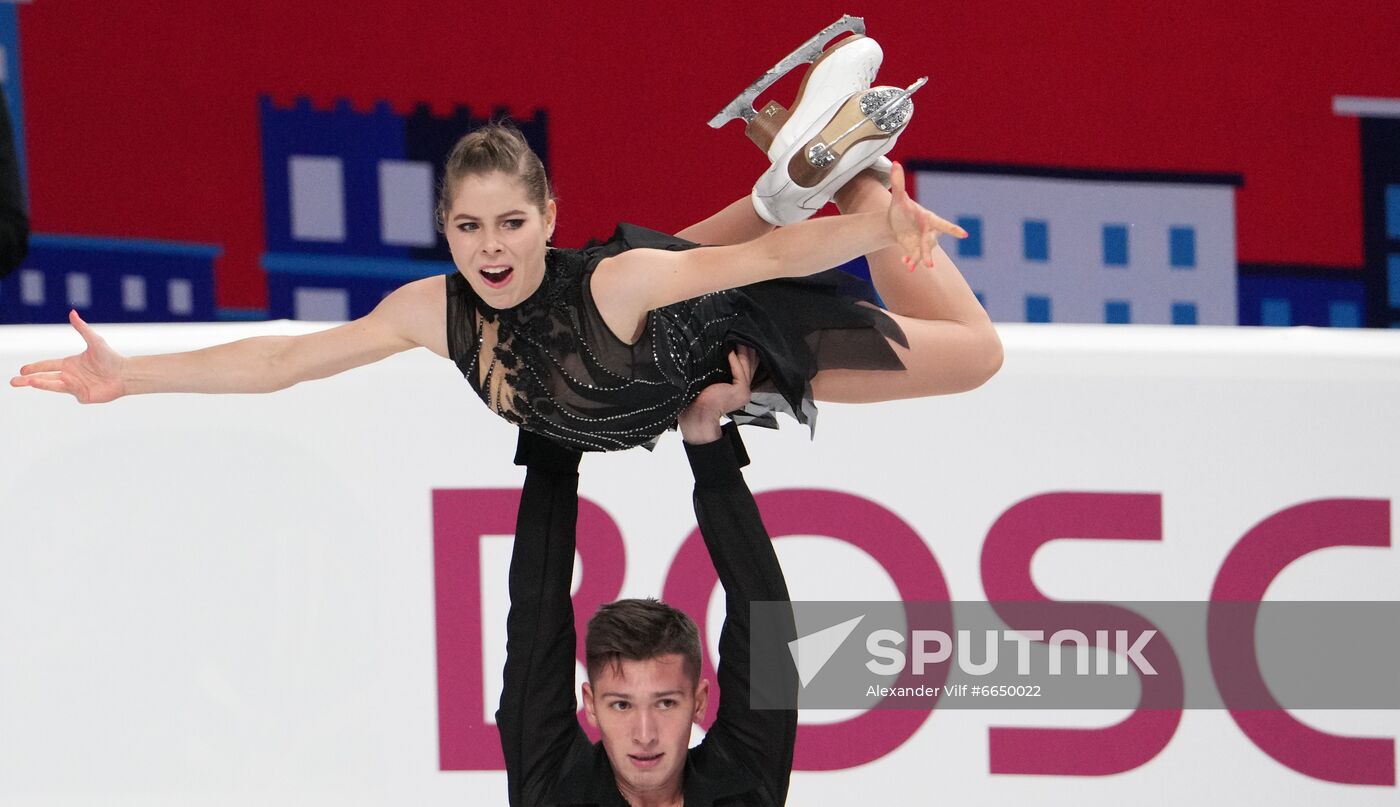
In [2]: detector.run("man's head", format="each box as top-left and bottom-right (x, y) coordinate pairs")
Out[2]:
(582, 598), (708, 802)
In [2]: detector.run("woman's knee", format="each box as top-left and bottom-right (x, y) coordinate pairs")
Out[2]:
(972, 325), (1004, 387)
(902, 323), (1003, 396)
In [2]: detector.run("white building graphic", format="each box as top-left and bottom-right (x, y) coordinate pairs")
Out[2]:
(913, 164), (1241, 325)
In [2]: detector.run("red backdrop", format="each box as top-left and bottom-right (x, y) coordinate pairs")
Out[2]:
(18, 0), (1400, 310)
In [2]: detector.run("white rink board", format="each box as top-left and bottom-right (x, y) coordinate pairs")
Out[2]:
(1, 321), (1397, 805)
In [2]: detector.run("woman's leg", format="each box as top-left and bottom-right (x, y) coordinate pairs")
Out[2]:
(832, 171), (983, 322)
(674, 196), (774, 245)
(811, 310), (1003, 400)
(811, 170), (1003, 401)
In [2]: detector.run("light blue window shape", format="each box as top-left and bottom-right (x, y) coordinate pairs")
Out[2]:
(168, 279), (194, 317)
(1171, 302), (1198, 325)
(1386, 185), (1400, 240)
(957, 216), (983, 258)
(1102, 224), (1129, 267)
(1260, 297), (1291, 326)
(1104, 300), (1131, 323)
(1023, 220), (1049, 262)
(20, 268), (43, 306)
(1169, 226), (1196, 268)
(289, 155), (347, 243)
(1026, 295), (1052, 322)
(1328, 301), (1360, 328)
(1389, 254), (1400, 308)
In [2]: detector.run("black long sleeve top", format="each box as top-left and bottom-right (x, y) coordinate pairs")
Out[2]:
(496, 426), (798, 806)
(0, 92), (28, 278)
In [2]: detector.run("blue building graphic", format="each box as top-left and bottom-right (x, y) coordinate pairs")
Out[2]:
(1227, 95), (1400, 330)
(0, 235), (218, 323)
(259, 97), (548, 321)
(1333, 96), (1400, 328)
(1237, 264), (1365, 327)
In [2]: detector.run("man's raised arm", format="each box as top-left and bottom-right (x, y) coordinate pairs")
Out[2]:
(495, 430), (590, 806)
(679, 347), (799, 806)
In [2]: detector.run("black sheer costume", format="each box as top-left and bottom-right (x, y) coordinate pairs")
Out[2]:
(445, 223), (907, 452)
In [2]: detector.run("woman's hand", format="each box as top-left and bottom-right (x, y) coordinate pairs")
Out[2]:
(887, 161), (968, 269)
(9, 309), (129, 403)
(678, 345), (757, 444)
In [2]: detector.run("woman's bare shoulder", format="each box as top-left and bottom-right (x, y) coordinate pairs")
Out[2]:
(377, 274), (449, 359)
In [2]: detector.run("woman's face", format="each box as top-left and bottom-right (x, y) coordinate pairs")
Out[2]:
(443, 171), (556, 309)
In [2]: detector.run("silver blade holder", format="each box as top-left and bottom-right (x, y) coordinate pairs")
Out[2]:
(708, 14), (867, 128)
(805, 77), (929, 166)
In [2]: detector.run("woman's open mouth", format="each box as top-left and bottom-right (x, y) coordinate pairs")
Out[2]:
(479, 265), (514, 288)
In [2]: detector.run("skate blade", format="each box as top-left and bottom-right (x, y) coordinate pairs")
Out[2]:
(707, 14), (866, 129)
(786, 79), (925, 189)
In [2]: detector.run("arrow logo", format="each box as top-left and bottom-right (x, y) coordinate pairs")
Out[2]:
(787, 615), (865, 688)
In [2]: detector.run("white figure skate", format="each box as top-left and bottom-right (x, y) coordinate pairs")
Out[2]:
(708, 14), (874, 152)
(750, 78), (925, 226)
(747, 32), (894, 193)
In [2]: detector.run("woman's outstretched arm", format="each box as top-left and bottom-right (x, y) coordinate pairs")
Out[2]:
(10, 275), (448, 403)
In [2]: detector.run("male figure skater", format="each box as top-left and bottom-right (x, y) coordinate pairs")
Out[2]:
(496, 348), (798, 806)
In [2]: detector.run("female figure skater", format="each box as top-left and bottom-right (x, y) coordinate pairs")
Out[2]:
(10, 27), (1001, 451)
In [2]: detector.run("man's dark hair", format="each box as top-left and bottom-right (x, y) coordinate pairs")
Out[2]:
(585, 598), (702, 686)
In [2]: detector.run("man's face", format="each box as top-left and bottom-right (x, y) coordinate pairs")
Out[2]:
(582, 654), (708, 801)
